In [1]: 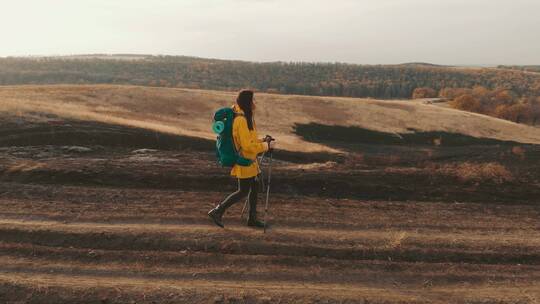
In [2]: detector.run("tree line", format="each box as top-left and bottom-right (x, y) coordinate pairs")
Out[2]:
(1, 56), (539, 100)
(498, 65), (540, 73)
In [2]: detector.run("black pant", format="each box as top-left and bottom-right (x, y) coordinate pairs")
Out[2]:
(216, 177), (259, 221)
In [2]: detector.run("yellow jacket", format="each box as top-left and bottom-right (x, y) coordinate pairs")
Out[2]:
(230, 104), (268, 179)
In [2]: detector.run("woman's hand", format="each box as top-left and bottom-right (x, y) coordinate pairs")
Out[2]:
(261, 135), (275, 151)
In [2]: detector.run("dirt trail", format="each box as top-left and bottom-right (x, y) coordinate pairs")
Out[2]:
(0, 182), (539, 303)
(1, 218), (539, 256)
(0, 271), (424, 303)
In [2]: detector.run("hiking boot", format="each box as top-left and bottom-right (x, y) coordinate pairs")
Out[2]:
(208, 208), (224, 228)
(247, 219), (265, 228)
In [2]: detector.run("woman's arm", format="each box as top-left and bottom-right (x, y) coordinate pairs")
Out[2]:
(235, 117), (268, 155)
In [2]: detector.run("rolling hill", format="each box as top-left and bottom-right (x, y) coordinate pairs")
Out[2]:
(1, 85), (539, 153)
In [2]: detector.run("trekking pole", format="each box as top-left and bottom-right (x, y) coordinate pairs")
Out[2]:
(263, 150), (273, 233)
(240, 199), (249, 219)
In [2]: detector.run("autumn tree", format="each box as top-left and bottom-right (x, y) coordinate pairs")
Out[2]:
(493, 89), (515, 105)
(412, 87), (437, 99)
(439, 88), (472, 99)
(451, 94), (482, 112)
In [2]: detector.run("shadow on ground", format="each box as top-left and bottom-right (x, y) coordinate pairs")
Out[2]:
(0, 118), (212, 151)
(0, 116), (337, 163)
(294, 123), (521, 149)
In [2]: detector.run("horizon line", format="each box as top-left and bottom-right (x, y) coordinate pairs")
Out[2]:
(2, 53), (538, 68)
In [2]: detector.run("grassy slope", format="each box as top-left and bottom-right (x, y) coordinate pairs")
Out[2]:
(1, 84), (540, 152)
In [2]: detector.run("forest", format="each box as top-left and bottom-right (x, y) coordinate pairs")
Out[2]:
(498, 65), (540, 73)
(1, 56), (539, 125)
(0, 56), (539, 98)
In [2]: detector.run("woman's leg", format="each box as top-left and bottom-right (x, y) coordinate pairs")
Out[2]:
(217, 178), (252, 213)
(248, 178), (259, 225)
(208, 177), (254, 228)
(247, 177), (264, 227)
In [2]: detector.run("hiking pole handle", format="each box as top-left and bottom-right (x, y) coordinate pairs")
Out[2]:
(264, 135), (275, 142)
(264, 135), (276, 153)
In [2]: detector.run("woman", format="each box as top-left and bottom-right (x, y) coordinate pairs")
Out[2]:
(208, 90), (275, 228)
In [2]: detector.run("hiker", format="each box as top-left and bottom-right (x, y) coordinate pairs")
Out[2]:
(208, 90), (275, 228)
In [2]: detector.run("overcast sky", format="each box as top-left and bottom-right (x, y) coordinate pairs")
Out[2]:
(0, 0), (539, 65)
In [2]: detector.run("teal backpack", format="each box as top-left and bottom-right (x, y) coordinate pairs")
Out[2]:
(212, 107), (253, 167)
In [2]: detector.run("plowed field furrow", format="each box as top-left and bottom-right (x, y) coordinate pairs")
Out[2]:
(0, 272), (429, 303)
(0, 246), (539, 285)
(1, 180), (539, 303)
(0, 217), (539, 265)
(1, 270), (539, 304)
(0, 183), (539, 232)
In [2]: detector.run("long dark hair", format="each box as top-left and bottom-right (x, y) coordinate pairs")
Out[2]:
(236, 90), (254, 130)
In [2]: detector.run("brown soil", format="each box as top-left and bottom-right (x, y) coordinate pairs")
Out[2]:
(1, 180), (539, 304)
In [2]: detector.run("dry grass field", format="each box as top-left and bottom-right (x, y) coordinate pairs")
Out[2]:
(2, 85), (540, 151)
(0, 85), (539, 303)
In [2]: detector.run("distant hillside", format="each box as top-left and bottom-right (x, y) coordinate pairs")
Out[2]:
(1, 55), (539, 99)
(398, 62), (447, 68)
(57, 54), (151, 61)
(2, 85), (540, 153)
(498, 65), (540, 73)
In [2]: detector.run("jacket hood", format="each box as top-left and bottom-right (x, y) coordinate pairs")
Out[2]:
(232, 104), (244, 114)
